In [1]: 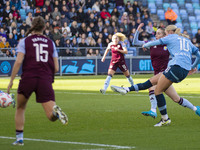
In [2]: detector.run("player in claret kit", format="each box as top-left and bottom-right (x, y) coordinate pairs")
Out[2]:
(7, 16), (68, 146)
(131, 23), (170, 118)
(100, 32), (134, 94)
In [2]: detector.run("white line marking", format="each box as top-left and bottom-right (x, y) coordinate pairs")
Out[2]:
(54, 91), (200, 99)
(0, 136), (135, 149)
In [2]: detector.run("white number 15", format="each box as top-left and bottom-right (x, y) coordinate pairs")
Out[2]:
(33, 43), (48, 62)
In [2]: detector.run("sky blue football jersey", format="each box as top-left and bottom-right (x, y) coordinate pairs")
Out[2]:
(159, 34), (199, 70)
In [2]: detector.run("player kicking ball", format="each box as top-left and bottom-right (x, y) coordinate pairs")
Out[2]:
(111, 25), (200, 127)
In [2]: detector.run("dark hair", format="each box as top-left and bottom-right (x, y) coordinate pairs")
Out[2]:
(25, 16), (45, 36)
(157, 27), (166, 36)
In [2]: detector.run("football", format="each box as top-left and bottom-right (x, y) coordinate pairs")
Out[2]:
(0, 92), (14, 108)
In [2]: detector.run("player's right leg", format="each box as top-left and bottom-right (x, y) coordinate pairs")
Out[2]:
(12, 94), (28, 146)
(141, 86), (157, 119)
(111, 73), (161, 94)
(100, 69), (115, 94)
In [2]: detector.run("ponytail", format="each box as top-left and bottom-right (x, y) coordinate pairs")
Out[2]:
(25, 16), (45, 36)
(165, 25), (190, 39)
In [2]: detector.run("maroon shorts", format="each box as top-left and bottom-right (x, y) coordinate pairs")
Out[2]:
(109, 60), (128, 72)
(18, 78), (55, 103)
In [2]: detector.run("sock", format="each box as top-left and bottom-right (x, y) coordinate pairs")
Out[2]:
(16, 130), (23, 141)
(103, 75), (112, 91)
(156, 94), (168, 120)
(149, 90), (157, 113)
(178, 97), (197, 111)
(129, 80), (152, 92)
(126, 75), (134, 86)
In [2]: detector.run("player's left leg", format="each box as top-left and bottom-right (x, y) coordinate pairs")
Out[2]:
(154, 74), (172, 127)
(13, 94), (28, 146)
(165, 85), (199, 116)
(42, 101), (68, 125)
(123, 70), (134, 86)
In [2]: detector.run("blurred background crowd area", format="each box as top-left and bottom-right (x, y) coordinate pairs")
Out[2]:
(0, 0), (200, 57)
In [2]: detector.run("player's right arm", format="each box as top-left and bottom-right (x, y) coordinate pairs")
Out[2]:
(7, 39), (26, 93)
(133, 23), (145, 46)
(101, 42), (111, 62)
(7, 52), (24, 93)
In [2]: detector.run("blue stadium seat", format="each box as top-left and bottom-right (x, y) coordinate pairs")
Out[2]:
(176, 22), (183, 28)
(194, 9), (200, 15)
(171, 3), (178, 9)
(157, 9), (165, 20)
(192, 0), (199, 3)
(180, 9), (187, 15)
(196, 16), (200, 22)
(150, 8), (157, 14)
(193, 3), (200, 9)
(163, 3), (170, 10)
(192, 29), (198, 36)
(148, 3), (156, 9)
(185, 3), (193, 9)
(190, 22), (198, 29)
(173, 9), (179, 15)
(176, 16), (182, 23)
(198, 22), (200, 28)
(188, 16), (196, 22)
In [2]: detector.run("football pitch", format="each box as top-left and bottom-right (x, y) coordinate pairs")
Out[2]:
(0, 74), (200, 150)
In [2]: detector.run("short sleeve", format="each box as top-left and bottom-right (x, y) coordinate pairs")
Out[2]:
(16, 38), (26, 54)
(52, 41), (58, 58)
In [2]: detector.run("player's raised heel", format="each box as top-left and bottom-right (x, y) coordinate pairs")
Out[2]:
(53, 105), (68, 125)
(154, 118), (171, 127)
(141, 110), (157, 119)
(195, 106), (200, 116)
(12, 140), (24, 146)
(100, 89), (106, 95)
(110, 85), (127, 95)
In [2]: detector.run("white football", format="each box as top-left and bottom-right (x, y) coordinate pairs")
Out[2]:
(0, 93), (14, 108)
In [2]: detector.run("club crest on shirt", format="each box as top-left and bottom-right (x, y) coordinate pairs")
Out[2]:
(163, 46), (167, 51)
(153, 46), (157, 48)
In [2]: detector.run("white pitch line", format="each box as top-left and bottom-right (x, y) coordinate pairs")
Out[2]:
(54, 91), (200, 99)
(0, 136), (135, 149)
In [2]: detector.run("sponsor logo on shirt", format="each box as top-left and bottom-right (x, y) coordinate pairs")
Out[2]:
(163, 46), (167, 51)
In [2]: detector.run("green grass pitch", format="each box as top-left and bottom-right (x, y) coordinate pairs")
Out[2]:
(0, 74), (200, 150)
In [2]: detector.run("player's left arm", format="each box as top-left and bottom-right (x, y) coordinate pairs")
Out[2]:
(53, 42), (59, 73)
(116, 42), (128, 54)
(7, 52), (24, 93)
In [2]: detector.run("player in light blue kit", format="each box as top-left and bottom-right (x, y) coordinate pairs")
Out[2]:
(142, 25), (200, 126)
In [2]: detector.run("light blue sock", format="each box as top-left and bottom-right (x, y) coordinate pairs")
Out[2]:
(126, 75), (134, 86)
(149, 90), (157, 113)
(103, 75), (112, 91)
(16, 130), (23, 141)
(178, 97), (196, 111)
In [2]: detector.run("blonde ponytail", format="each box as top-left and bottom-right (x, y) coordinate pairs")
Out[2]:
(113, 32), (127, 42)
(165, 25), (190, 39)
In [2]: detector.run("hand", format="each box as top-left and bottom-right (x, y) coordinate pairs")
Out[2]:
(137, 23), (144, 31)
(101, 57), (105, 62)
(188, 68), (197, 76)
(7, 81), (13, 94)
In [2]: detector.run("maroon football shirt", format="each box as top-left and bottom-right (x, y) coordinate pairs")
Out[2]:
(150, 45), (169, 75)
